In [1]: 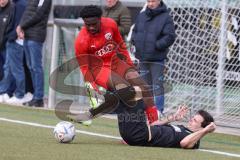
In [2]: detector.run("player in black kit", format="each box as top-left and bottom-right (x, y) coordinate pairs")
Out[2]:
(116, 99), (215, 149)
(69, 86), (216, 149)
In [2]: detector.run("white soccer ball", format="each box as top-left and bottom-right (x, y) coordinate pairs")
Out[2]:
(53, 121), (76, 143)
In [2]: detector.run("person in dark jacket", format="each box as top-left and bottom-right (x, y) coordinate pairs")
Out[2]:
(0, 0), (15, 81)
(132, 0), (176, 114)
(103, 0), (132, 37)
(16, 0), (52, 107)
(2, 0), (33, 105)
(0, 0), (16, 102)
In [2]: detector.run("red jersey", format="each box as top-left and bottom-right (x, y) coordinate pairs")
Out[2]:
(75, 17), (133, 89)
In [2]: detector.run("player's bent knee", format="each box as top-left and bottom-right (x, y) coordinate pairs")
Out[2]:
(114, 86), (143, 103)
(114, 86), (136, 101)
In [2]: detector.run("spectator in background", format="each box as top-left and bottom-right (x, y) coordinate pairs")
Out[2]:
(132, 0), (176, 114)
(103, 0), (132, 38)
(5, 0), (33, 105)
(16, 0), (52, 107)
(0, 0), (13, 81)
(0, 0), (16, 102)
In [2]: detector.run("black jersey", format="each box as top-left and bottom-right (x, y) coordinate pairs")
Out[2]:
(148, 124), (200, 149)
(117, 100), (200, 148)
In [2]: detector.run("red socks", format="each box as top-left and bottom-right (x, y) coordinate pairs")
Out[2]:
(145, 106), (158, 124)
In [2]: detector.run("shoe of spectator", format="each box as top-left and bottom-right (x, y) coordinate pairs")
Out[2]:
(23, 99), (44, 107)
(23, 92), (33, 103)
(6, 96), (24, 105)
(2, 93), (10, 103)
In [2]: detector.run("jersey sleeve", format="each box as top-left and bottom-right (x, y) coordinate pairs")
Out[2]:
(111, 19), (133, 66)
(75, 29), (95, 83)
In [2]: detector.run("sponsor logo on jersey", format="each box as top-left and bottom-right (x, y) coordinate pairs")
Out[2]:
(95, 41), (117, 57)
(95, 43), (114, 56)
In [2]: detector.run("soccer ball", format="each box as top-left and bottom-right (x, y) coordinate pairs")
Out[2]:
(53, 121), (76, 143)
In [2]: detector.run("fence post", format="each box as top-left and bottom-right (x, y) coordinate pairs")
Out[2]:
(216, 0), (227, 116)
(48, 24), (60, 108)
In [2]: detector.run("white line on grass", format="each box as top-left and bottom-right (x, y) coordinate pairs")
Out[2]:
(199, 149), (240, 158)
(0, 117), (239, 158)
(0, 117), (121, 140)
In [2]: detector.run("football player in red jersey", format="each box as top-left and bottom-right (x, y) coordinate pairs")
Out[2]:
(72, 5), (158, 124)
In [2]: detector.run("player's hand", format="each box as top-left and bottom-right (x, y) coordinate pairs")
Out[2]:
(204, 122), (216, 133)
(173, 104), (189, 121)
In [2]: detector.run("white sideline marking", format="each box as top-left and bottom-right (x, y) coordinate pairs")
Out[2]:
(199, 149), (240, 158)
(0, 117), (239, 158)
(0, 117), (121, 140)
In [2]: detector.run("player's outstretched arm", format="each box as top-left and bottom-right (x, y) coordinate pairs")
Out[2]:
(180, 122), (216, 149)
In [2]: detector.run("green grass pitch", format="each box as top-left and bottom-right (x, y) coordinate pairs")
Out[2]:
(0, 104), (240, 160)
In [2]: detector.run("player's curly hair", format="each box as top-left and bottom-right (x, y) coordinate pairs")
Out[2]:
(80, 5), (102, 18)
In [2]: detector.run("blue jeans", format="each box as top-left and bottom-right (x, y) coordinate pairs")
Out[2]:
(0, 49), (6, 80)
(7, 42), (26, 98)
(0, 48), (16, 96)
(139, 61), (165, 112)
(24, 40), (44, 100)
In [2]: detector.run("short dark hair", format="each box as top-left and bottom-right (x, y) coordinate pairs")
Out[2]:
(80, 5), (102, 18)
(197, 110), (214, 128)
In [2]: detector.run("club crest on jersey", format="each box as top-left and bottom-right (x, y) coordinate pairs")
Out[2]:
(105, 33), (112, 40)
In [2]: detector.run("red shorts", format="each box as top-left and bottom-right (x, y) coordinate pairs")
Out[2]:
(92, 56), (135, 89)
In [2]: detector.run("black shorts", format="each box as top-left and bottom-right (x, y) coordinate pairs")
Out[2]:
(116, 100), (149, 146)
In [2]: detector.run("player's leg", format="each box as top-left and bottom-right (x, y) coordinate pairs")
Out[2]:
(86, 69), (146, 119)
(124, 68), (159, 124)
(124, 69), (155, 107)
(67, 62), (138, 122)
(87, 63), (140, 117)
(84, 60), (158, 125)
(80, 60), (157, 121)
(68, 86), (137, 122)
(107, 70), (143, 107)
(109, 55), (155, 108)
(68, 57), (154, 122)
